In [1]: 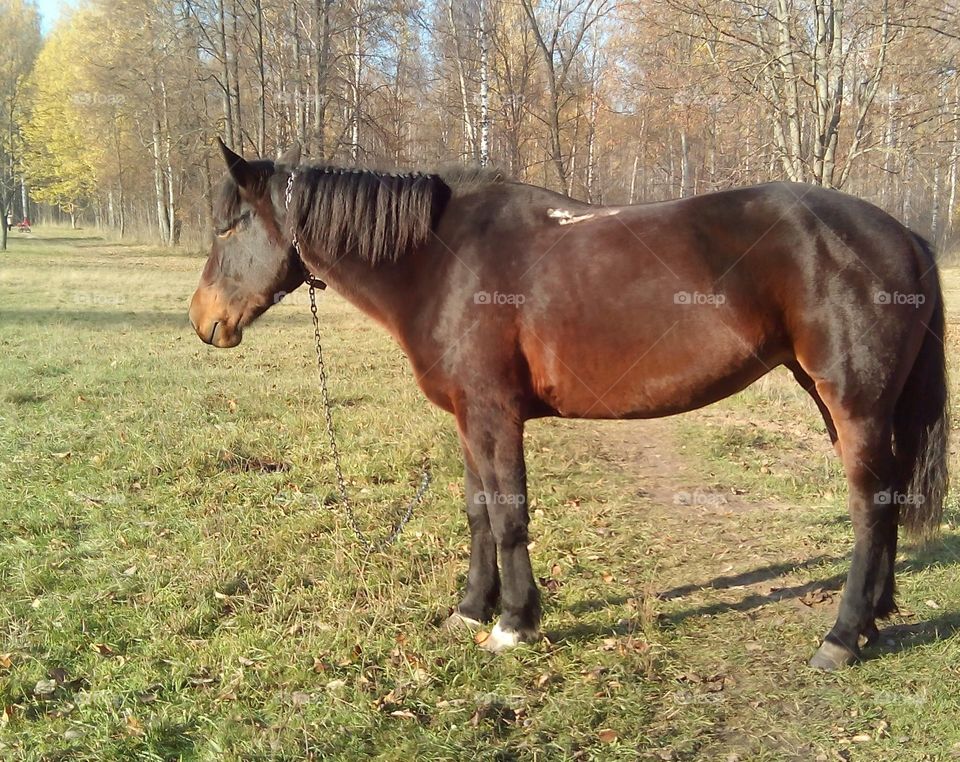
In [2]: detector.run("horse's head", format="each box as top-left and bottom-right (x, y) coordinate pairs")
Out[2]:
(188, 139), (312, 348)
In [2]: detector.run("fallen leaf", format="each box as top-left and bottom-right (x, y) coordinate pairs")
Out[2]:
(538, 576), (562, 593)
(48, 667), (69, 684)
(0, 654), (12, 669)
(536, 672), (559, 689)
(390, 709), (417, 720)
(598, 729), (618, 743)
(474, 631), (490, 645)
(34, 679), (57, 697)
(924, 600), (940, 610)
(125, 715), (144, 736)
(800, 588), (834, 607)
(187, 670), (217, 687)
(704, 675), (725, 693)
(851, 734), (871, 743)
(602, 572), (615, 584)
(90, 643), (115, 657)
(582, 666), (607, 682)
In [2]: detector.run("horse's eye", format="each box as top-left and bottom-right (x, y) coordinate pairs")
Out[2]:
(216, 211), (251, 239)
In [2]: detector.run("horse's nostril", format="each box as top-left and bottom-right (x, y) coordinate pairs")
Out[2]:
(208, 321), (220, 345)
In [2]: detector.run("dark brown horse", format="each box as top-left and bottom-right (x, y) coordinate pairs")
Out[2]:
(189, 140), (948, 670)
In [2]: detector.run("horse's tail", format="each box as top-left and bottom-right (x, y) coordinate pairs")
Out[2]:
(893, 233), (949, 540)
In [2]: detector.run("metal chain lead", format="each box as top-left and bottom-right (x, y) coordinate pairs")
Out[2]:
(288, 171), (429, 551)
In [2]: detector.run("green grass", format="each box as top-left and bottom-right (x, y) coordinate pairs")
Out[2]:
(1, 229), (959, 760)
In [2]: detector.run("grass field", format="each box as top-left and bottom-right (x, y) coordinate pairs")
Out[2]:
(1, 229), (959, 761)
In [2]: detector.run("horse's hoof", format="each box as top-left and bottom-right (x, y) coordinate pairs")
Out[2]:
(809, 639), (858, 671)
(478, 621), (539, 653)
(442, 610), (483, 633)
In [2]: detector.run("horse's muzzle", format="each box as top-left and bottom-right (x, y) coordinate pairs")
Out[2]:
(189, 288), (243, 348)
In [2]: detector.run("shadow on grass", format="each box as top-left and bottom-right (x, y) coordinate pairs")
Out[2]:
(0, 308), (189, 329)
(866, 610), (960, 661)
(553, 535), (960, 655)
(7, 235), (106, 246)
(0, 305), (316, 331)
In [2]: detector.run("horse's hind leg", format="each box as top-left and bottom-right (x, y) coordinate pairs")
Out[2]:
(810, 412), (898, 669)
(786, 361), (840, 456)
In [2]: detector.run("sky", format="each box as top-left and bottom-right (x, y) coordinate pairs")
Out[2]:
(35, 0), (70, 33)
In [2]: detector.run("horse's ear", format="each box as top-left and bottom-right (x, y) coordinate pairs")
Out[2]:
(218, 137), (255, 190)
(277, 143), (301, 167)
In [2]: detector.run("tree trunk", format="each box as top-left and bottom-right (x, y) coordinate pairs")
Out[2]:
(521, 0), (568, 189)
(478, 0), (490, 167)
(230, 0), (243, 151)
(113, 120), (125, 238)
(151, 118), (170, 243)
(0, 200), (7, 251)
(218, 0), (234, 146)
(449, 0), (477, 161)
(773, 0), (804, 182)
(313, 0), (333, 157)
(947, 98), (959, 242)
(255, 0), (266, 155)
(161, 81), (176, 246)
(350, 7), (362, 161)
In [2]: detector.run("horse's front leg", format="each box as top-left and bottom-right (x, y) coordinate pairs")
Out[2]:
(458, 407), (540, 651)
(445, 447), (500, 629)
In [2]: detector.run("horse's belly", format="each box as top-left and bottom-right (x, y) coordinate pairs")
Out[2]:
(524, 330), (780, 420)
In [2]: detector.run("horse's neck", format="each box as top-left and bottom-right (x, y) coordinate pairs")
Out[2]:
(309, 252), (410, 335)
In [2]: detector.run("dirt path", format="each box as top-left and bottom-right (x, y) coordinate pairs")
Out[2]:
(579, 416), (852, 758)
(590, 416), (838, 595)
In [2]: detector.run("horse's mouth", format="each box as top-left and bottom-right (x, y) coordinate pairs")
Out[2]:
(190, 316), (242, 348)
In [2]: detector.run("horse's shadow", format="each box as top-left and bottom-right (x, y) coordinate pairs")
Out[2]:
(549, 535), (960, 656)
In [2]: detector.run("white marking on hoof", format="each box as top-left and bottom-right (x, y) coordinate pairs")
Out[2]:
(443, 610), (483, 633)
(546, 207), (620, 225)
(480, 621), (521, 653)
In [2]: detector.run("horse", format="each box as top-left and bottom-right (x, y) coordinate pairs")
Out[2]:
(189, 139), (948, 670)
